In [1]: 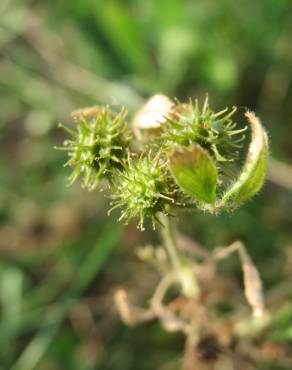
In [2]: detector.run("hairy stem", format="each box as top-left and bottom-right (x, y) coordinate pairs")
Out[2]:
(158, 213), (200, 299)
(158, 213), (182, 275)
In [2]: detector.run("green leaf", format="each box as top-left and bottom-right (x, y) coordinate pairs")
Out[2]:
(169, 144), (217, 204)
(220, 111), (268, 209)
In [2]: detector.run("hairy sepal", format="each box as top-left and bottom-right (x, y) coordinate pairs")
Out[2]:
(219, 111), (268, 210)
(169, 145), (217, 206)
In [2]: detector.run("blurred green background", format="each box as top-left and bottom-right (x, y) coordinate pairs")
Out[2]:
(1, 0), (292, 369)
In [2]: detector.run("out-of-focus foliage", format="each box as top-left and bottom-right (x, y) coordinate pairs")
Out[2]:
(0, 0), (292, 369)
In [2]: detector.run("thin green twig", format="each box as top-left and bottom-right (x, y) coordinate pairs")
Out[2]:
(158, 213), (182, 276)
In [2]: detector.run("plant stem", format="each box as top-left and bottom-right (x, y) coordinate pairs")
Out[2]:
(158, 213), (182, 275)
(158, 213), (200, 299)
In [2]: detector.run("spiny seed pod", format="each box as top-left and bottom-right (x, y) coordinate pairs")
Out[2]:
(56, 106), (131, 191)
(162, 96), (247, 163)
(168, 110), (268, 213)
(109, 153), (176, 230)
(56, 95), (269, 230)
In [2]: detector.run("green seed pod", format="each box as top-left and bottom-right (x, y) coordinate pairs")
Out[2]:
(167, 109), (269, 212)
(56, 106), (131, 191)
(161, 96), (247, 163)
(109, 153), (176, 230)
(56, 95), (269, 228)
